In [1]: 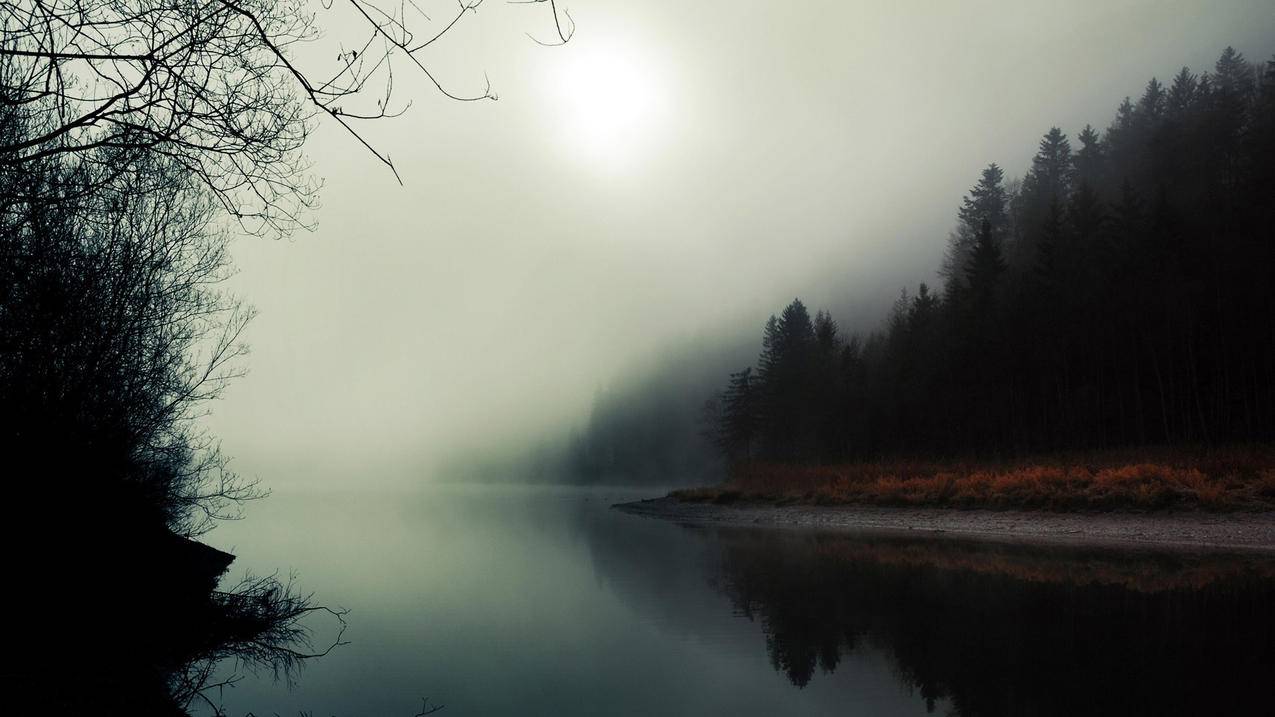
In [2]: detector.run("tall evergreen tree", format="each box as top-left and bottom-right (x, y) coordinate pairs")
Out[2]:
(957, 163), (1009, 234)
(1073, 125), (1105, 190)
(1067, 182), (1106, 245)
(702, 44), (1275, 469)
(1033, 200), (1065, 284)
(720, 368), (758, 462)
(909, 284), (940, 330)
(1214, 46), (1256, 101)
(1167, 67), (1198, 117)
(755, 299), (818, 459)
(965, 219), (1007, 306)
(1028, 127), (1074, 200)
(1137, 78), (1167, 123)
(943, 164), (1008, 294)
(814, 310), (839, 354)
(1015, 128), (1073, 257)
(1104, 97), (1140, 185)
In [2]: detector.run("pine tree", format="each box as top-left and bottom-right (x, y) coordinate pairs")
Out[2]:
(1207, 48), (1257, 194)
(1167, 67), (1198, 116)
(1110, 97), (1137, 136)
(1068, 182), (1106, 244)
(720, 368), (758, 461)
(776, 299), (816, 357)
(1214, 46), (1255, 102)
(1252, 58), (1275, 205)
(1033, 200), (1065, 285)
(1104, 97), (1139, 182)
(888, 287), (911, 339)
(703, 44), (1275, 466)
(910, 283), (939, 325)
(965, 219), (1007, 306)
(755, 300), (817, 460)
(944, 164), (1008, 293)
(1196, 74), (1214, 103)
(1030, 127), (1073, 200)
(814, 310), (839, 354)
(957, 163), (1009, 235)
(1137, 78), (1167, 123)
(757, 315), (781, 383)
(1109, 180), (1146, 251)
(1015, 128), (1073, 261)
(1073, 125), (1104, 190)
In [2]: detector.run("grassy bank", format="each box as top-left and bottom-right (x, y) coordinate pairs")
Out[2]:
(672, 447), (1275, 511)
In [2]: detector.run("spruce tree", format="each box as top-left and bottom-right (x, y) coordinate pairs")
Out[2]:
(944, 164), (1008, 294)
(1104, 97), (1139, 182)
(1030, 127), (1074, 200)
(965, 219), (1007, 306)
(1033, 200), (1065, 286)
(1167, 67), (1198, 116)
(1073, 125), (1105, 190)
(721, 368), (757, 461)
(1214, 46), (1255, 101)
(957, 163), (1009, 235)
(757, 315), (781, 384)
(909, 283), (940, 334)
(814, 310), (839, 354)
(1068, 182), (1106, 244)
(1137, 78), (1167, 123)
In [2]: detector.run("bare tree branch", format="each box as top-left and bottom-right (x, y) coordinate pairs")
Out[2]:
(1, 0), (572, 237)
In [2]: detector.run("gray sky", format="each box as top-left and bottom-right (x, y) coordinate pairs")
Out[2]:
(206, 0), (1275, 486)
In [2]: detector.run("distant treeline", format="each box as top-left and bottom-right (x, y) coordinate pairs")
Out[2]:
(566, 336), (754, 484)
(432, 334), (751, 485)
(705, 47), (1275, 465)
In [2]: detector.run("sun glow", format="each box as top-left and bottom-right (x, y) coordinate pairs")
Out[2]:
(549, 40), (668, 167)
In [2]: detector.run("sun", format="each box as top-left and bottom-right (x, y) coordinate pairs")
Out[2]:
(548, 40), (667, 167)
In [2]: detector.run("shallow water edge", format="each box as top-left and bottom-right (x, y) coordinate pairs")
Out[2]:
(614, 496), (1275, 553)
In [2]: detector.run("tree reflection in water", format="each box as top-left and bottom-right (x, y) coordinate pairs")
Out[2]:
(707, 528), (1275, 715)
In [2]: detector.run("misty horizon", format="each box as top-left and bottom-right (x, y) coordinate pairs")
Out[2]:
(199, 1), (1275, 487)
(5, 2), (1275, 714)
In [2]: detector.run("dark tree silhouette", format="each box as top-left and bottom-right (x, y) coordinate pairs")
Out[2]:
(756, 299), (818, 460)
(0, 132), (255, 536)
(942, 163), (1009, 298)
(1, 2), (578, 712)
(720, 368), (759, 462)
(0, 0), (572, 236)
(705, 45), (1275, 464)
(711, 528), (1275, 714)
(964, 218), (1007, 305)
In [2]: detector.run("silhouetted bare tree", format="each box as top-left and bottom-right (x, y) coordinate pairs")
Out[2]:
(0, 141), (255, 534)
(2, 4), (574, 714)
(0, 0), (573, 236)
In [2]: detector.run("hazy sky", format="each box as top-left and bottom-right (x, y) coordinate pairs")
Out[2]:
(206, 0), (1275, 486)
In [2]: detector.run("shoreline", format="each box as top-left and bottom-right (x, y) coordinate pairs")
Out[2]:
(613, 496), (1275, 554)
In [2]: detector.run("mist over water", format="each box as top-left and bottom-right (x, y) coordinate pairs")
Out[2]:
(203, 483), (1275, 716)
(9, 0), (1275, 714)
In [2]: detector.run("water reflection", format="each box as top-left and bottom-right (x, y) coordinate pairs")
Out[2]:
(698, 528), (1275, 714)
(208, 487), (1275, 716)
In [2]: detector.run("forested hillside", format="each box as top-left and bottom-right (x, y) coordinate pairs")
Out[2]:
(706, 47), (1275, 465)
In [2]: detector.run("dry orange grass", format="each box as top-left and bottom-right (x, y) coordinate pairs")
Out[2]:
(672, 446), (1275, 511)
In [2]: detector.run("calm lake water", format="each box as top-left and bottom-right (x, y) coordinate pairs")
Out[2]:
(202, 484), (1275, 716)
